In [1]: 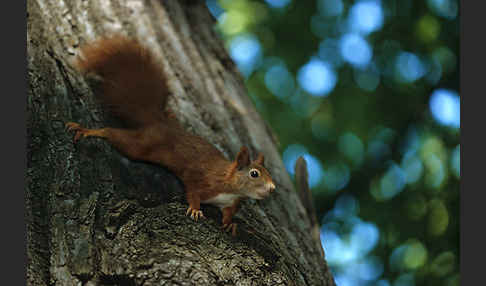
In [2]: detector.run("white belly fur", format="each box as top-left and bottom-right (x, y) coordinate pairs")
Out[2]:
(202, 193), (241, 209)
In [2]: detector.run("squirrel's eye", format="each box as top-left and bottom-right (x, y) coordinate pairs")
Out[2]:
(249, 169), (260, 178)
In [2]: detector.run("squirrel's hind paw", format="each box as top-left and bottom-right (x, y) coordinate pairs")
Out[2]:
(66, 122), (86, 143)
(66, 122), (82, 131)
(222, 223), (238, 236)
(66, 122), (104, 143)
(186, 207), (205, 221)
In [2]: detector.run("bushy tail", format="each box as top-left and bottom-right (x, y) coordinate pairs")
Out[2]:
(75, 35), (168, 128)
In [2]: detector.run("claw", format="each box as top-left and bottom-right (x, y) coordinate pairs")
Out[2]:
(65, 122), (86, 143)
(66, 122), (82, 131)
(222, 223), (237, 236)
(186, 207), (205, 221)
(73, 131), (83, 143)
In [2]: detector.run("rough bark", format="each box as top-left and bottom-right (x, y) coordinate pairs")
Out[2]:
(27, 0), (335, 285)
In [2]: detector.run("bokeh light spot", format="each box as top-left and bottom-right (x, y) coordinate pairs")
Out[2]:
(340, 33), (373, 69)
(350, 221), (380, 256)
(395, 52), (427, 83)
(349, 0), (384, 35)
(318, 0), (344, 17)
(394, 273), (415, 286)
(338, 132), (365, 167)
(283, 144), (324, 188)
(334, 194), (359, 218)
(264, 64), (295, 99)
(433, 46), (456, 74)
(430, 251), (456, 277)
(265, 0), (292, 9)
(323, 162), (351, 192)
(229, 34), (262, 78)
(424, 153), (447, 188)
(419, 136), (448, 189)
(403, 241), (428, 269)
(425, 55), (443, 85)
(356, 256), (384, 281)
(374, 126), (396, 143)
(311, 110), (336, 141)
(283, 144), (307, 175)
(333, 274), (357, 286)
(367, 140), (391, 163)
(401, 151), (424, 184)
(288, 90), (324, 118)
(321, 228), (347, 265)
(429, 89), (460, 128)
(376, 280), (391, 286)
(321, 217), (380, 269)
(416, 14), (441, 43)
(450, 145), (460, 178)
(420, 136), (446, 161)
(379, 163), (406, 200)
(303, 156), (325, 187)
(218, 10), (248, 35)
(427, 0), (458, 20)
(354, 66), (380, 91)
(406, 194), (428, 221)
(297, 58), (337, 96)
(427, 199), (449, 236)
(206, 0), (224, 18)
(390, 244), (408, 271)
(400, 127), (421, 155)
(319, 38), (344, 67)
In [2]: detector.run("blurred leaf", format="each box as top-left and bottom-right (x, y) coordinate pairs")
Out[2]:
(430, 251), (455, 277)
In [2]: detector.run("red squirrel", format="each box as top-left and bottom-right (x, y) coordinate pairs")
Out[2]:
(66, 35), (276, 236)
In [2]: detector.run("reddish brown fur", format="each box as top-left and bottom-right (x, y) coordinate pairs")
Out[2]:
(67, 36), (275, 235)
(76, 35), (168, 128)
(222, 199), (241, 236)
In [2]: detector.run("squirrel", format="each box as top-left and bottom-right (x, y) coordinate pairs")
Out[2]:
(65, 35), (276, 236)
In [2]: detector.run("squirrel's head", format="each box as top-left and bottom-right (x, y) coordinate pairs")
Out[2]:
(228, 146), (276, 200)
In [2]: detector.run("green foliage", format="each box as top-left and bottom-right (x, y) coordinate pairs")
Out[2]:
(210, 0), (459, 285)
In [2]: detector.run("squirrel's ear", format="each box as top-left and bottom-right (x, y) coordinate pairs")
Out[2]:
(235, 146), (250, 169)
(255, 153), (264, 165)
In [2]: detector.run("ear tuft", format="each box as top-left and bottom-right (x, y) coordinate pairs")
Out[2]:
(255, 153), (265, 165)
(235, 146), (250, 169)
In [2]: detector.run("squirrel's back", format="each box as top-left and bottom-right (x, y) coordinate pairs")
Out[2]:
(75, 35), (168, 128)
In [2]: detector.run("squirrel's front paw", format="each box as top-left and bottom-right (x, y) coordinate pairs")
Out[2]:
(186, 207), (205, 221)
(66, 122), (102, 143)
(222, 222), (238, 236)
(66, 122), (87, 143)
(66, 122), (82, 131)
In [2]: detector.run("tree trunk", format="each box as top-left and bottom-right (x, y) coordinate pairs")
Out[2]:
(26, 0), (335, 285)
